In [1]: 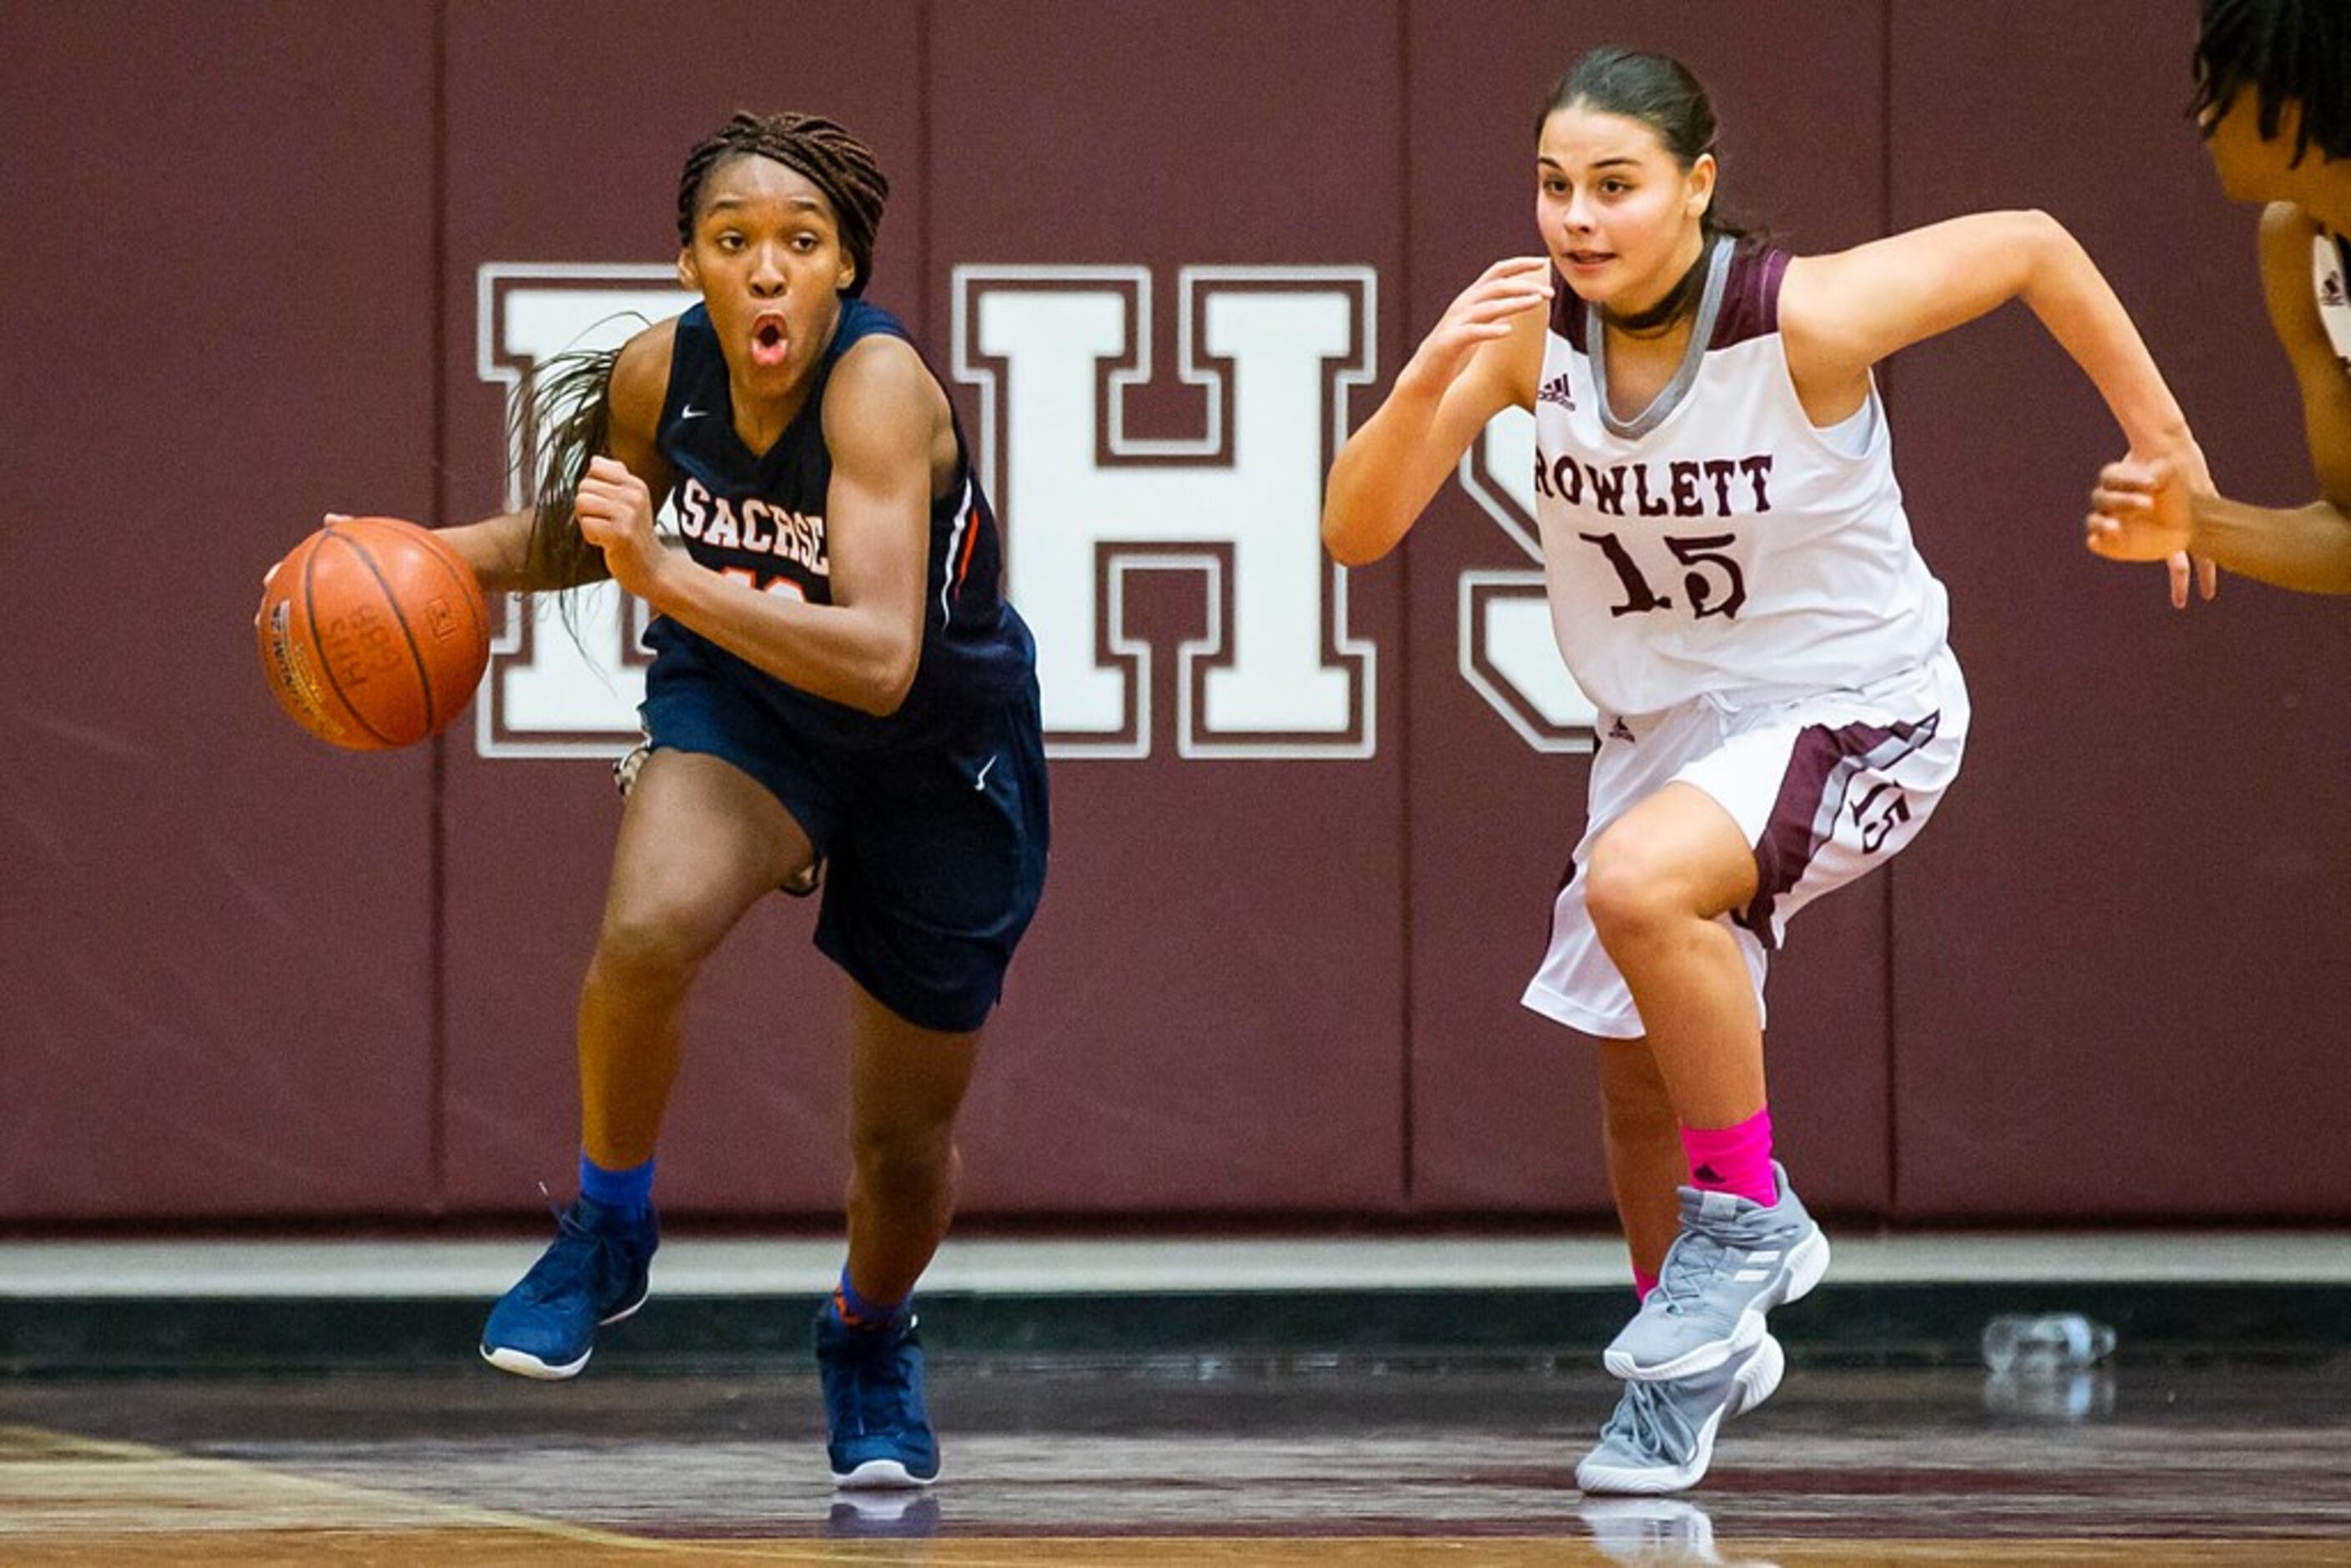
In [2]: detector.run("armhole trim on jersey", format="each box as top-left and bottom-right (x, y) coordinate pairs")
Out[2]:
(655, 307), (712, 457)
(1765, 348), (1890, 468)
(1706, 245), (1786, 350)
(1748, 254), (1891, 468)
(1550, 282), (1587, 342)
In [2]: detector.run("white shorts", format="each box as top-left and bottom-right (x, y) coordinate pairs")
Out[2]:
(1521, 647), (1970, 1039)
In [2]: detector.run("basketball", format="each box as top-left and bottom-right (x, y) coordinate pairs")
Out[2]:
(255, 516), (491, 751)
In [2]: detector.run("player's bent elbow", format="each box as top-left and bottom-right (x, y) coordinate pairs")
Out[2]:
(860, 646), (922, 717)
(2012, 208), (2072, 266)
(1322, 508), (1390, 569)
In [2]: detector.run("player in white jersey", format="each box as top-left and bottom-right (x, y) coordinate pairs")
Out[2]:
(2090, 0), (2351, 588)
(1324, 46), (2206, 1495)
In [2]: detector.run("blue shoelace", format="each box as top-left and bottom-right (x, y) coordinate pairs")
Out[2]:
(513, 1190), (633, 1307)
(826, 1333), (920, 1438)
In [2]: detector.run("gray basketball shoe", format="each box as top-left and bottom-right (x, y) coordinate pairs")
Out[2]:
(1575, 1331), (1784, 1496)
(1604, 1162), (1828, 1382)
(1577, 1496), (1723, 1563)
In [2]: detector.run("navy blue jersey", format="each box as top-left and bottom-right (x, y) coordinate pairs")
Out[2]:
(646, 298), (1032, 750)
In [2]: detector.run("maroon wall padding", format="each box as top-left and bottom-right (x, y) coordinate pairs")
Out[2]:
(9, 0), (2347, 1224)
(1400, 2), (1898, 1216)
(927, 1), (1411, 1213)
(0, 4), (441, 1217)
(1884, 2), (2351, 1219)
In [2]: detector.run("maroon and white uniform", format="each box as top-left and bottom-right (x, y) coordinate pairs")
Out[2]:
(1522, 237), (1971, 1039)
(2317, 230), (2351, 375)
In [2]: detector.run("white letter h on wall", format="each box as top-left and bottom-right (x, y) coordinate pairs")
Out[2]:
(955, 267), (1377, 759)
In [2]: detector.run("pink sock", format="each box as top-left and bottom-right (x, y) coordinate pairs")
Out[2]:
(1633, 1266), (1660, 1301)
(1679, 1105), (1778, 1206)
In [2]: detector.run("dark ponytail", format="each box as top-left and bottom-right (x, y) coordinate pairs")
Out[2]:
(512, 346), (621, 595)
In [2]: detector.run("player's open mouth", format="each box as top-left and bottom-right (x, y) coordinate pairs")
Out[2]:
(751, 313), (789, 368)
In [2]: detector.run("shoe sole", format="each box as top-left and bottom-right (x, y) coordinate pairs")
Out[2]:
(832, 1458), (941, 1490)
(1604, 1228), (1829, 1383)
(478, 1288), (650, 1381)
(1575, 1496), (1717, 1555)
(1575, 1334), (1785, 1496)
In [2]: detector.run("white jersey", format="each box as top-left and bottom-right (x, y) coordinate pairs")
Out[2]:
(2316, 230), (2351, 375)
(1531, 237), (1949, 716)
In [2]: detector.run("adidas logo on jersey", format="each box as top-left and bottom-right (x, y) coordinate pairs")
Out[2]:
(1537, 372), (1576, 410)
(1606, 716), (1636, 744)
(2324, 269), (2345, 308)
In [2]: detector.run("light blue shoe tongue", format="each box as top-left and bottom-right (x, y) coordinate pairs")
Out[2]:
(1693, 1187), (1745, 1225)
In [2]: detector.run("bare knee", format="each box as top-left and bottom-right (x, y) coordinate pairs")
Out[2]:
(851, 1114), (958, 1191)
(1582, 825), (1699, 949)
(588, 898), (729, 996)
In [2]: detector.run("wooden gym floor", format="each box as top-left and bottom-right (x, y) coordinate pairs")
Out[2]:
(3, 1353), (2348, 1564)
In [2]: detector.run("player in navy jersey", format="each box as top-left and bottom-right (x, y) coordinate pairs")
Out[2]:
(2089, 0), (2351, 587)
(1325, 48), (2204, 1495)
(404, 112), (1047, 1490)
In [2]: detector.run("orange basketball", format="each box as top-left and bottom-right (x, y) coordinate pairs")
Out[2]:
(255, 517), (491, 751)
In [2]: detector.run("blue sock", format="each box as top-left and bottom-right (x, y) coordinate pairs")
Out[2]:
(830, 1267), (910, 1333)
(578, 1152), (655, 1220)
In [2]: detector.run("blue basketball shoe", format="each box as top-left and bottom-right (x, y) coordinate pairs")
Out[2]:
(479, 1195), (657, 1379)
(1604, 1162), (1828, 1382)
(815, 1304), (941, 1489)
(1576, 1331), (1784, 1495)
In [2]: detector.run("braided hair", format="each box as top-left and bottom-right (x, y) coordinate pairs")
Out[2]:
(516, 342), (624, 597)
(513, 114), (893, 624)
(2194, 0), (2351, 166)
(676, 111), (891, 296)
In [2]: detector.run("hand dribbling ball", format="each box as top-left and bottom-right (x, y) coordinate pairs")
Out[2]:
(256, 517), (490, 751)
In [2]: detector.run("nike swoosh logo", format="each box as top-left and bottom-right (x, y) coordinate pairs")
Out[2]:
(680, 403), (708, 420)
(974, 756), (998, 791)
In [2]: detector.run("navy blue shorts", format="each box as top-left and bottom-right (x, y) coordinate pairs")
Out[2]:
(639, 634), (1049, 1034)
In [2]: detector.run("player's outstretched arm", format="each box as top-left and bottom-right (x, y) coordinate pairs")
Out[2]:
(427, 508), (541, 594)
(1783, 210), (2213, 605)
(585, 336), (930, 716)
(2089, 204), (2351, 594)
(1322, 256), (1551, 567)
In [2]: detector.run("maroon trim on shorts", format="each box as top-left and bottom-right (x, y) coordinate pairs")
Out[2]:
(1530, 846), (1580, 984)
(1734, 711), (1938, 951)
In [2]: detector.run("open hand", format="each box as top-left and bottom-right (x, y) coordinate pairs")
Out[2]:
(1398, 255), (1555, 397)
